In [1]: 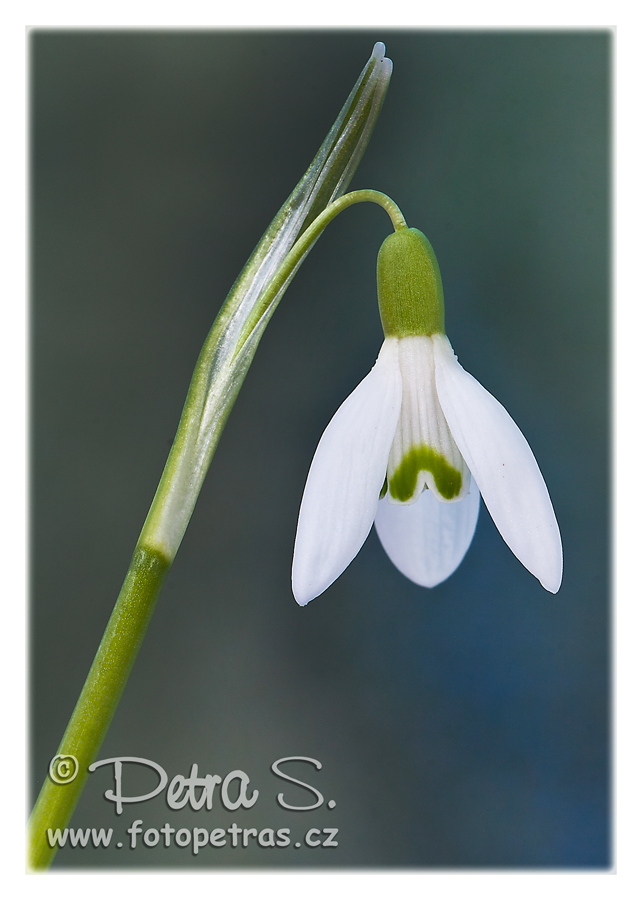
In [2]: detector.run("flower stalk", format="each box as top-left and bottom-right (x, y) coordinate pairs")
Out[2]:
(29, 43), (393, 870)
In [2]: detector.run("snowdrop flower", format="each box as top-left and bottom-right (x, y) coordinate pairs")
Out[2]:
(292, 226), (562, 604)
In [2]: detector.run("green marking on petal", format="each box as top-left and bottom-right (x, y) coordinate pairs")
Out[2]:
(388, 444), (463, 502)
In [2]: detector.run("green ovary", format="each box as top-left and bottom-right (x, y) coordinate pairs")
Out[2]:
(388, 445), (462, 502)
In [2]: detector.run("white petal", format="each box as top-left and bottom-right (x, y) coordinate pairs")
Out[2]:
(292, 339), (403, 605)
(432, 334), (563, 593)
(374, 480), (480, 588)
(387, 335), (470, 503)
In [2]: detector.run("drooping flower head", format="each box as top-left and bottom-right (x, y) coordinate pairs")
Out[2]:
(292, 225), (562, 604)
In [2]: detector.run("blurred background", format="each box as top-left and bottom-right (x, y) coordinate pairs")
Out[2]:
(30, 31), (610, 868)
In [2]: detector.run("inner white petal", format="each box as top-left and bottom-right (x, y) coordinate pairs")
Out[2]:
(387, 335), (470, 504)
(375, 478), (480, 588)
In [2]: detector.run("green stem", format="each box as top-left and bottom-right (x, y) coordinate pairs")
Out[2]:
(138, 189), (405, 565)
(28, 188), (405, 871)
(232, 190), (406, 355)
(28, 545), (170, 870)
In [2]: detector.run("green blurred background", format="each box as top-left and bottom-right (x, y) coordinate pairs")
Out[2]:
(30, 31), (610, 868)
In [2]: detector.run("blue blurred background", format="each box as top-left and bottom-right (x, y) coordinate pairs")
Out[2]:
(31, 31), (610, 867)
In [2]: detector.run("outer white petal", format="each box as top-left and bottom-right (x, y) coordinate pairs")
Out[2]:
(292, 339), (403, 605)
(432, 334), (563, 593)
(375, 480), (480, 588)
